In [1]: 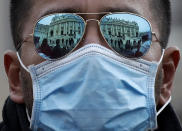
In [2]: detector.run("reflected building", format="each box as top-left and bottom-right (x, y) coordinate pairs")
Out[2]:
(34, 14), (84, 50)
(34, 14), (150, 58)
(34, 24), (49, 48)
(100, 17), (142, 53)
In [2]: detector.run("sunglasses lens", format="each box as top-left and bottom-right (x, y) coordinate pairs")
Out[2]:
(34, 14), (85, 59)
(100, 13), (152, 58)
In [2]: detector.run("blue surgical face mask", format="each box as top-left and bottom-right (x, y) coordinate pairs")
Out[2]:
(17, 44), (170, 131)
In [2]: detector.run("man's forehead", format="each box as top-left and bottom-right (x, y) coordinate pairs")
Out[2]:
(32, 0), (151, 16)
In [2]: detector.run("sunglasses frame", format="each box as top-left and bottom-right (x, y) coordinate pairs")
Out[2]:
(17, 12), (163, 60)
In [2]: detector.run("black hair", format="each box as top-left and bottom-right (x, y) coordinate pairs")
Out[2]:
(10, 0), (171, 50)
(149, 0), (171, 48)
(10, 0), (32, 50)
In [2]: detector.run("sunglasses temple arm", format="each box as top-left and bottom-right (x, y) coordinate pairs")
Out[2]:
(16, 34), (34, 51)
(152, 32), (164, 49)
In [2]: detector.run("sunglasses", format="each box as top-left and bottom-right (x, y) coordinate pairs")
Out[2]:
(19, 12), (162, 60)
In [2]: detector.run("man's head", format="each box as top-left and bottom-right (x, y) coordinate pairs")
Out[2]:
(4, 0), (180, 117)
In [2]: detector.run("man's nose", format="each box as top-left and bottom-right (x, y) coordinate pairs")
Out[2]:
(76, 20), (110, 49)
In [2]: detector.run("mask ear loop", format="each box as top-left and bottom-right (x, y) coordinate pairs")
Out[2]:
(157, 96), (172, 116)
(151, 49), (170, 131)
(17, 52), (32, 126)
(155, 49), (172, 116)
(26, 107), (31, 122)
(158, 49), (165, 64)
(16, 52), (30, 73)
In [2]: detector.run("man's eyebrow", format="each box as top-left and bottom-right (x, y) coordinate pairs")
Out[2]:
(41, 8), (80, 17)
(41, 7), (140, 18)
(101, 7), (139, 15)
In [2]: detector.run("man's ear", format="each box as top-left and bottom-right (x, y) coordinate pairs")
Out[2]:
(159, 47), (180, 106)
(4, 50), (24, 104)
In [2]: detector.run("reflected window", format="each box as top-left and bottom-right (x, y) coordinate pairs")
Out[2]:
(136, 32), (138, 37)
(78, 27), (81, 34)
(50, 30), (53, 37)
(118, 32), (121, 37)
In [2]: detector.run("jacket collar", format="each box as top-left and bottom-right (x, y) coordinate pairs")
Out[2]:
(2, 97), (31, 131)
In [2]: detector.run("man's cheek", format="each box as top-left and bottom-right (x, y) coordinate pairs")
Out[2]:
(20, 69), (33, 115)
(154, 67), (163, 105)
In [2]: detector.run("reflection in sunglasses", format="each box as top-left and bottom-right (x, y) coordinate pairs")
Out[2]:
(34, 14), (85, 59)
(33, 13), (152, 59)
(100, 14), (151, 58)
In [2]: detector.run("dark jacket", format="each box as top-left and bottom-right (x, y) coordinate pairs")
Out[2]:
(0, 97), (182, 131)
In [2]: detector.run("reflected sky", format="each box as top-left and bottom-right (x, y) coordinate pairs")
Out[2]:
(39, 15), (56, 25)
(39, 14), (69, 25)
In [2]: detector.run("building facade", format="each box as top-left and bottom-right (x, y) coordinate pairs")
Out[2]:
(34, 14), (84, 50)
(34, 14), (145, 57)
(100, 17), (141, 53)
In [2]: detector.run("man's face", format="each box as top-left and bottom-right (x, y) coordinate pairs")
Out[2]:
(19, 0), (163, 114)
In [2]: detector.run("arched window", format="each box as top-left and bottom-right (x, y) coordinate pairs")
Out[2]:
(78, 27), (81, 34)
(56, 39), (60, 44)
(61, 27), (64, 35)
(108, 31), (111, 35)
(136, 32), (138, 37)
(50, 30), (53, 37)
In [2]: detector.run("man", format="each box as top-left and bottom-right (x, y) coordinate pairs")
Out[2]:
(0, 0), (182, 130)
